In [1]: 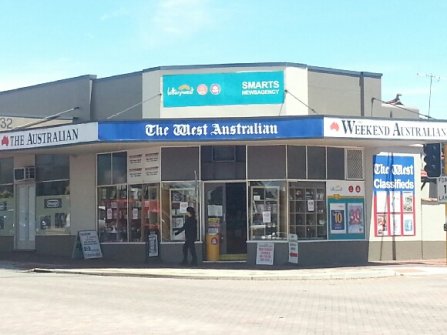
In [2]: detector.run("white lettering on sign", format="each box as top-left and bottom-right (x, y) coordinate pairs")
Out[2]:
(144, 122), (278, 138)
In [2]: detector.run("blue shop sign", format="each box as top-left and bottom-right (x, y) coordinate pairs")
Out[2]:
(162, 71), (284, 107)
(98, 117), (323, 142)
(373, 155), (415, 191)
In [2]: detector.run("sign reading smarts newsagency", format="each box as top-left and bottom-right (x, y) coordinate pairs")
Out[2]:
(373, 155), (415, 237)
(162, 71), (284, 107)
(98, 117), (323, 142)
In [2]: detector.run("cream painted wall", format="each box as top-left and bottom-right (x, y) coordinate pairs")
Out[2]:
(69, 153), (96, 234)
(282, 67), (308, 115)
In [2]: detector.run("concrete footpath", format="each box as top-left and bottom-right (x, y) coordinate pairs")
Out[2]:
(1, 253), (447, 280)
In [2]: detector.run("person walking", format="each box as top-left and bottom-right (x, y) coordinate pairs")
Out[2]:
(174, 206), (198, 266)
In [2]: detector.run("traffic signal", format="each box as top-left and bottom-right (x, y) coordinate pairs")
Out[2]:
(423, 143), (442, 178)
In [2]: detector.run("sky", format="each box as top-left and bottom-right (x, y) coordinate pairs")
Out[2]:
(0, 0), (446, 119)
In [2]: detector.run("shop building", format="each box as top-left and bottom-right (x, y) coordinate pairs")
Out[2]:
(0, 62), (445, 266)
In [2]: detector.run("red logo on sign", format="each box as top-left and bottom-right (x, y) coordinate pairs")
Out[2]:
(211, 237), (218, 245)
(1, 136), (9, 146)
(348, 186), (354, 193)
(355, 185), (361, 193)
(197, 84), (208, 95)
(330, 122), (340, 131)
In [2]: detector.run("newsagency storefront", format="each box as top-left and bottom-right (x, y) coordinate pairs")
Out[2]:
(0, 116), (445, 266)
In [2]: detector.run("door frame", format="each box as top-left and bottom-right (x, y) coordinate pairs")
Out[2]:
(15, 182), (36, 250)
(203, 181), (247, 258)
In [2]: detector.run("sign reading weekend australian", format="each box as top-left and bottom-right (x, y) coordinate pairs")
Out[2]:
(162, 71), (284, 107)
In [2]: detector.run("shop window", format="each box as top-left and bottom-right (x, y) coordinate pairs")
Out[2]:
(327, 147), (345, 180)
(0, 157), (13, 184)
(0, 158), (14, 236)
(35, 155), (70, 235)
(346, 149), (364, 179)
(161, 147), (199, 181)
(161, 182), (199, 242)
(97, 185), (128, 242)
(247, 146), (286, 179)
(36, 154), (69, 181)
(287, 146), (306, 179)
(127, 184), (160, 242)
(289, 181), (327, 240)
(307, 147), (326, 180)
(0, 182), (14, 236)
(97, 152), (127, 185)
(248, 181), (287, 240)
(201, 145), (246, 180)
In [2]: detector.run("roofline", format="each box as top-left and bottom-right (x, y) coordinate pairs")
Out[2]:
(142, 62), (382, 78)
(0, 75), (97, 95)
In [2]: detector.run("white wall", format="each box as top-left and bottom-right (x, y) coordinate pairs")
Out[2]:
(69, 153), (96, 233)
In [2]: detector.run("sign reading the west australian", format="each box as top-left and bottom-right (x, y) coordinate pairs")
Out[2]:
(0, 123), (98, 150)
(162, 71), (284, 107)
(98, 117), (323, 142)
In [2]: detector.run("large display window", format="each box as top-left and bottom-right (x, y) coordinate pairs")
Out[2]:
(249, 181), (287, 240)
(128, 183), (160, 242)
(0, 158), (13, 236)
(161, 182), (199, 242)
(289, 181), (327, 240)
(35, 155), (70, 235)
(98, 185), (128, 242)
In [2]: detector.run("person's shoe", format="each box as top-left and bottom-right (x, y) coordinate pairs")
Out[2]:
(190, 260), (198, 266)
(179, 260), (188, 266)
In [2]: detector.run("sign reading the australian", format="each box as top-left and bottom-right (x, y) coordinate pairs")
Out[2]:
(163, 71), (284, 107)
(98, 117), (323, 142)
(324, 117), (447, 140)
(0, 123), (98, 150)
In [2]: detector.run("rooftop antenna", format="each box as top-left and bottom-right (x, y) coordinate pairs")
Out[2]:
(417, 73), (440, 117)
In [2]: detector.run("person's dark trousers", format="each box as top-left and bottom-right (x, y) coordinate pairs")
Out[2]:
(182, 240), (197, 265)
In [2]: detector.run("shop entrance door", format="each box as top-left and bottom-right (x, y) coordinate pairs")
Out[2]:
(204, 182), (247, 260)
(15, 183), (36, 250)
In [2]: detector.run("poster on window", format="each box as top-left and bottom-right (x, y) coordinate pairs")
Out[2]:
(326, 181), (365, 240)
(373, 154), (415, 237)
(347, 203), (364, 234)
(127, 148), (160, 184)
(330, 203), (346, 234)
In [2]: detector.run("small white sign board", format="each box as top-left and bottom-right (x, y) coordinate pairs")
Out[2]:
(78, 230), (103, 259)
(437, 176), (447, 203)
(288, 234), (299, 264)
(256, 242), (274, 265)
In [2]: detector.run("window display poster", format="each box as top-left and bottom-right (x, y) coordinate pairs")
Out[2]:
(347, 203), (364, 234)
(262, 211), (271, 223)
(330, 203), (346, 234)
(127, 148), (160, 184)
(373, 154), (415, 237)
(256, 242), (274, 265)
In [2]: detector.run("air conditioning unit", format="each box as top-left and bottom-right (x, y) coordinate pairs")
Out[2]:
(14, 166), (36, 181)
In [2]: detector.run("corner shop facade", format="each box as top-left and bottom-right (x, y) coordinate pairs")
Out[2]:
(0, 62), (445, 266)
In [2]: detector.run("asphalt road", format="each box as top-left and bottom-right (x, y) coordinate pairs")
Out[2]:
(1, 268), (446, 335)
